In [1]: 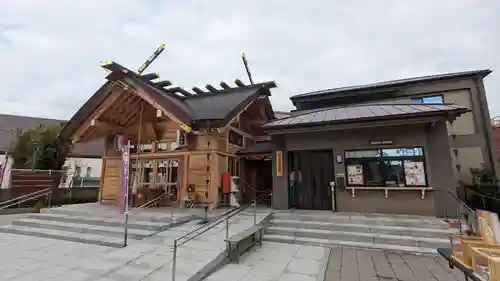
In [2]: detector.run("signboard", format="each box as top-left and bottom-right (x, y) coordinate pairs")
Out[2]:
(276, 150), (283, 177)
(119, 141), (131, 215)
(369, 140), (393, 145)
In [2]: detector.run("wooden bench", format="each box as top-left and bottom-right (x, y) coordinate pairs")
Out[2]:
(225, 225), (264, 263)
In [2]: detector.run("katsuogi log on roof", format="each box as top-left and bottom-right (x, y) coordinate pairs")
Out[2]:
(61, 60), (277, 142)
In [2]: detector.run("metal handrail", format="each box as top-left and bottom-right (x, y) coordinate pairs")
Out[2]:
(129, 192), (166, 215)
(0, 187), (52, 208)
(171, 191), (272, 281)
(444, 187), (477, 236)
(0, 189), (52, 210)
(447, 189), (473, 212)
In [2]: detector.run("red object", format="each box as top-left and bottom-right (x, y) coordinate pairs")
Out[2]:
(222, 172), (231, 194)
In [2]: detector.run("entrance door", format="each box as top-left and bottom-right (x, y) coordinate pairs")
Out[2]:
(292, 150), (334, 210)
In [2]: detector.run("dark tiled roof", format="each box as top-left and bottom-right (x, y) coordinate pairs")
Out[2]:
(0, 114), (104, 157)
(262, 103), (469, 129)
(184, 83), (271, 120)
(237, 141), (274, 155)
(291, 69), (492, 100)
(108, 62), (276, 122)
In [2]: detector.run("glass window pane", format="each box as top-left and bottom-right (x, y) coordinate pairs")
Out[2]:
(345, 150), (379, 158)
(421, 95), (443, 104)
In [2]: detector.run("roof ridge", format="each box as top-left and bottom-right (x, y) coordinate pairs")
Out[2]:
(291, 69), (492, 99)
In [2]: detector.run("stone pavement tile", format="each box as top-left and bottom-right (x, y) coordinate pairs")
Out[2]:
(76, 259), (125, 276)
(356, 250), (377, 278)
(129, 253), (172, 269)
(418, 255), (459, 281)
(295, 245), (326, 260)
(141, 266), (189, 281)
(174, 258), (208, 275)
(278, 273), (316, 281)
(370, 251), (396, 280)
(401, 254), (436, 281)
(205, 264), (252, 281)
(242, 260), (288, 281)
(51, 269), (95, 281)
(286, 258), (321, 276)
(10, 265), (68, 281)
(104, 264), (155, 281)
(386, 253), (417, 281)
(239, 251), (265, 266)
(432, 256), (465, 280)
(0, 269), (25, 281)
(176, 247), (219, 263)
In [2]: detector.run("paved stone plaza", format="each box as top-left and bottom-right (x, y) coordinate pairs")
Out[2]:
(0, 207), (464, 281)
(206, 242), (329, 281)
(0, 211), (271, 281)
(324, 247), (463, 281)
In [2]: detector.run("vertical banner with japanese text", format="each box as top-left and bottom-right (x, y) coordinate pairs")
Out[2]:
(119, 142), (131, 215)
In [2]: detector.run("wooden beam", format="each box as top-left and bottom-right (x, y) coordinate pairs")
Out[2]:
(154, 80), (173, 88)
(220, 81), (231, 89)
(139, 73), (159, 81)
(168, 86), (193, 97)
(90, 119), (125, 131)
(205, 84), (218, 93)
(234, 79), (246, 88)
(192, 87), (205, 95)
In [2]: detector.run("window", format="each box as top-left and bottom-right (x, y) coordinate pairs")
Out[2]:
(138, 143), (153, 153)
(85, 167), (92, 178)
(74, 165), (81, 178)
(411, 94), (444, 104)
(228, 130), (244, 147)
(344, 147), (427, 187)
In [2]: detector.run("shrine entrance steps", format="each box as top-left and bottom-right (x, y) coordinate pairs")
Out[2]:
(264, 210), (457, 255)
(0, 203), (197, 247)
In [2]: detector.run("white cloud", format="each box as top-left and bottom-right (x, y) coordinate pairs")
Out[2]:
(0, 0), (499, 119)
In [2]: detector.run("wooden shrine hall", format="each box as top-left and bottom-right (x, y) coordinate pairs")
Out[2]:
(60, 61), (277, 209)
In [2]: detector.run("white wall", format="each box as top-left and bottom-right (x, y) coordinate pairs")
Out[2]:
(0, 154), (12, 189)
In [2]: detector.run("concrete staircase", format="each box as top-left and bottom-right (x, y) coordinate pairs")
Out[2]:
(264, 211), (457, 255)
(0, 206), (195, 247)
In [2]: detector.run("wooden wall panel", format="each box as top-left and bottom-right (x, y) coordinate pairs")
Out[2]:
(187, 154), (210, 202)
(157, 120), (180, 142)
(101, 159), (122, 201)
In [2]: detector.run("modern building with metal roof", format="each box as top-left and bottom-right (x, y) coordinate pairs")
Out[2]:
(262, 69), (496, 218)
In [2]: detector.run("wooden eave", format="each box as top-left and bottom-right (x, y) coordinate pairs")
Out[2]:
(62, 72), (192, 143)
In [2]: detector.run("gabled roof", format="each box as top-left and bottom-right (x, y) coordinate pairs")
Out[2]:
(0, 114), (103, 157)
(62, 61), (277, 138)
(262, 103), (469, 130)
(291, 69), (492, 101)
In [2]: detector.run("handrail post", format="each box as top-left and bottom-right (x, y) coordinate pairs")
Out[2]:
(225, 217), (229, 239)
(252, 200), (256, 225)
(457, 205), (462, 236)
(172, 239), (177, 281)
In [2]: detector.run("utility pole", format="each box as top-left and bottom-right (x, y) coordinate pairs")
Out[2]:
(241, 53), (254, 84)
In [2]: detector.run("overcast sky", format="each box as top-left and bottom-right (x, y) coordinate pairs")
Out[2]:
(1, 1), (499, 120)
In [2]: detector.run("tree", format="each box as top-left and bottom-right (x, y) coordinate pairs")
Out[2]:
(10, 122), (72, 170)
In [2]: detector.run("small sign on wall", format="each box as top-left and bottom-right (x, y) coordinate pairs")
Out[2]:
(369, 140), (393, 145)
(276, 150), (283, 177)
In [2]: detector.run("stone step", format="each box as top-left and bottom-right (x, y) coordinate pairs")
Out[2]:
(271, 212), (449, 229)
(41, 207), (174, 223)
(27, 213), (169, 231)
(12, 218), (156, 240)
(266, 226), (451, 249)
(0, 225), (134, 248)
(263, 234), (438, 255)
(270, 219), (456, 239)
